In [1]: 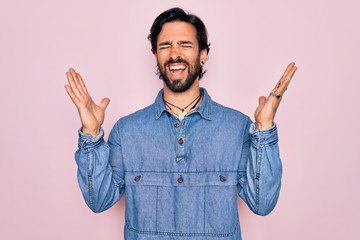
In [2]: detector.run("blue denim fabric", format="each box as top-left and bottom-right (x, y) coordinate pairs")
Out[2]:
(75, 88), (282, 240)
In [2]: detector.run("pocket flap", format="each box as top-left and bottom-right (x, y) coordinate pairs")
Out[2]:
(125, 171), (238, 187)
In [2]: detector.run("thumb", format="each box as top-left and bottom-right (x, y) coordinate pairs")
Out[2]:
(258, 96), (267, 106)
(99, 97), (110, 111)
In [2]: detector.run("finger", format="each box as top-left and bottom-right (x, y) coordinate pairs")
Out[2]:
(76, 72), (89, 94)
(272, 62), (298, 96)
(66, 70), (78, 91)
(66, 70), (84, 101)
(269, 89), (283, 102)
(68, 68), (87, 99)
(286, 64), (298, 81)
(282, 62), (296, 79)
(64, 84), (81, 106)
(278, 63), (297, 93)
(67, 68), (88, 100)
(67, 68), (80, 90)
(258, 96), (267, 106)
(282, 62), (297, 82)
(68, 68), (79, 83)
(268, 88), (283, 104)
(274, 62), (295, 88)
(99, 98), (110, 111)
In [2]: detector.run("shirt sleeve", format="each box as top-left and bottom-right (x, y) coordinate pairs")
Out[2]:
(75, 125), (125, 213)
(237, 120), (282, 216)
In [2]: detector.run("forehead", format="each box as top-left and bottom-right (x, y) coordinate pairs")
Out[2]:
(157, 21), (198, 44)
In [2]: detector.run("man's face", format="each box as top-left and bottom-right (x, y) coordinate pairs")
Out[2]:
(155, 21), (207, 93)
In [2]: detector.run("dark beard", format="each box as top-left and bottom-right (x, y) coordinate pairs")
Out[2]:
(158, 56), (202, 93)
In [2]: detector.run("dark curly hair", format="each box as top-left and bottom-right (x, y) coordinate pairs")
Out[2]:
(148, 7), (210, 55)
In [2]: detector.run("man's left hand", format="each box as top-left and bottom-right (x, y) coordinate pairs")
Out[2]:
(255, 62), (298, 130)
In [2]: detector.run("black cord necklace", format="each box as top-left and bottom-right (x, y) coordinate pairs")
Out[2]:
(163, 94), (202, 120)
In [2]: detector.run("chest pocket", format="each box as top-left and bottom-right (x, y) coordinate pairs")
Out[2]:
(124, 171), (239, 237)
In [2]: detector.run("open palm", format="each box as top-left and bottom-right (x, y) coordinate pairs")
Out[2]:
(65, 68), (110, 137)
(254, 62), (297, 130)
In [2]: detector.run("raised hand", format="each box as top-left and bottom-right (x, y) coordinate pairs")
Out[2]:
(65, 68), (110, 138)
(254, 62), (297, 130)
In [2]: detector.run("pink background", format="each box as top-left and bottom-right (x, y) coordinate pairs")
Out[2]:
(1, 0), (359, 239)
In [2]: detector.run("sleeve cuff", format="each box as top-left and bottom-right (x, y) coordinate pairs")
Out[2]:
(78, 128), (105, 151)
(249, 123), (278, 148)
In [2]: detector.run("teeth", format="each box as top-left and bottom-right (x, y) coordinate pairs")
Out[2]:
(169, 65), (186, 70)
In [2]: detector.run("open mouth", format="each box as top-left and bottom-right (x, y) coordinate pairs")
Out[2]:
(167, 63), (187, 76)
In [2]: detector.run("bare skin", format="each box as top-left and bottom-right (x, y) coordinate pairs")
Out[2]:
(65, 69), (110, 137)
(255, 62), (297, 130)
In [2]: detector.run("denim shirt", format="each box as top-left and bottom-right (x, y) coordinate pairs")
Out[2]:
(75, 88), (282, 240)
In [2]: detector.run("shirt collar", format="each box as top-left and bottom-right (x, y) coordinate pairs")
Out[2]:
(154, 87), (212, 121)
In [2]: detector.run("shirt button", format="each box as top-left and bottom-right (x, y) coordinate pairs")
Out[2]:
(177, 177), (183, 183)
(178, 138), (184, 145)
(174, 122), (179, 128)
(219, 175), (226, 182)
(134, 175), (141, 182)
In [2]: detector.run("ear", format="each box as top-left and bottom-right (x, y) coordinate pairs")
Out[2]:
(200, 49), (208, 65)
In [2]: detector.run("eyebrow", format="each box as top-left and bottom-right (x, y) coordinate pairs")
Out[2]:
(178, 41), (194, 45)
(158, 41), (172, 47)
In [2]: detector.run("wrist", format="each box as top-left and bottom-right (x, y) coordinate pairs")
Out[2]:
(81, 127), (100, 138)
(255, 122), (273, 130)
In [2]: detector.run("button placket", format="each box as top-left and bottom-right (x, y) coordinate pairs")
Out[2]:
(176, 120), (187, 163)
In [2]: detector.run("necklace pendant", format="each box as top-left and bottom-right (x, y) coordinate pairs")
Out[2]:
(178, 111), (186, 120)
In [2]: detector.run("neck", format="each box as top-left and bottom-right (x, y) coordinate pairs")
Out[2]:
(163, 80), (202, 120)
(163, 80), (201, 108)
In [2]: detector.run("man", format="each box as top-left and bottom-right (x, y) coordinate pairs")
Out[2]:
(65, 7), (297, 240)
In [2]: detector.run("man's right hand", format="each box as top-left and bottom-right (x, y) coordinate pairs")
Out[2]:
(65, 68), (110, 138)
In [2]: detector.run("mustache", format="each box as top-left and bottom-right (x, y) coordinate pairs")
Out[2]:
(164, 58), (190, 67)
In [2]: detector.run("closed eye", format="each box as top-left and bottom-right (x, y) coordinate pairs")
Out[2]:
(158, 41), (172, 50)
(178, 41), (194, 49)
(159, 45), (170, 50)
(181, 45), (193, 49)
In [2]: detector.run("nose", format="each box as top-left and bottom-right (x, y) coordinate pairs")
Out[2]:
(169, 45), (181, 60)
